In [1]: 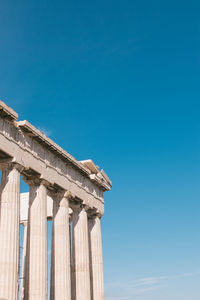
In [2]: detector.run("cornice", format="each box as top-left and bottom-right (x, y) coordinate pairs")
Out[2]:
(17, 120), (111, 191)
(0, 100), (18, 121)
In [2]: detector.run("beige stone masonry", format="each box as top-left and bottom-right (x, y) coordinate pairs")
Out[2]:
(50, 191), (71, 300)
(20, 221), (28, 300)
(0, 163), (20, 300)
(24, 180), (48, 300)
(0, 101), (112, 215)
(0, 100), (112, 300)
(88, 214), (105, 300)
(72, 205), (91, 300)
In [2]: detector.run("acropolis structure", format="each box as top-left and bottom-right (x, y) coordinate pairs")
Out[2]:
(0, 101), (112, 300)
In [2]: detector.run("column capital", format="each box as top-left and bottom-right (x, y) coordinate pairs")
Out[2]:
(48, 189), (72, 208)
(64, 190), (72, 200)
(48, 189), (65, 201)
(0, 159), (24, 173)
(88, 208), (102, 219)
(70, 201), (90, 213)
(23, 175), (50, 188)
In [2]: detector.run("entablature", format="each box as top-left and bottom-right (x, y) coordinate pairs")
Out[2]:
(0, 101), (112, 215)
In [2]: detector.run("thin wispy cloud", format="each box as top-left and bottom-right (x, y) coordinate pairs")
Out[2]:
(106, 297), (130, 300)
(133, 285), (167, 295)
(105, 271), (200, 299)
(173, 271), (200, 279)
(134, 275), (168, 287)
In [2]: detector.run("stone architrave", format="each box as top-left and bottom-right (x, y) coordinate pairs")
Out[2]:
(50, 191), (71, 300)
(0, 163), (21, 300)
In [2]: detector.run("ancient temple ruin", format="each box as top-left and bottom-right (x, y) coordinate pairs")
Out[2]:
(0, 100), (111, 300)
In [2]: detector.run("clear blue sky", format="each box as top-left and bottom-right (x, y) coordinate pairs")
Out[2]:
(1, 1), (200, 299)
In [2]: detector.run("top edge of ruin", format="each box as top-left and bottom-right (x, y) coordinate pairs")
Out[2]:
(0, 100), (112, 191)
(0, 100), (18, 121)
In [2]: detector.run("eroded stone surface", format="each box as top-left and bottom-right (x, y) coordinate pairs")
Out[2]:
(0, 112), (111, 214)
(0, 101), (111, 300)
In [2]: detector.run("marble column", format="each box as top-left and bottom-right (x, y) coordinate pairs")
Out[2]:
(24, 180), (48, 300)
(20, 221), (28, 300)
(50, 191), (71, 300)
(69, 214), (73, 300)
(72, 205), (91, 300)
(0, 163), (21, 300)
(88, 214), (104, 300)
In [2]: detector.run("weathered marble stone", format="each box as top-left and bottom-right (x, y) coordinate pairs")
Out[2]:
(50, 192), (71, 300)
(72, 206), (91, 300)
(89, 215), (105, 300)
(24, 182), (48, 300)
(0, 165), (20, 300)
(0, 100), (112, 300)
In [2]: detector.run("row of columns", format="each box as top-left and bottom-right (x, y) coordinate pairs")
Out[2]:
(0, 163), (104, 300)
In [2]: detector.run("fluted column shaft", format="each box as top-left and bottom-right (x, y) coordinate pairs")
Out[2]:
(25, 182), (48, 300)
(88, 215), (104, 300)
(0, 164), (20, 300)
(20, 221), (28, 300)
(72, 206), (91, 300)
(50, 192), (71, 300)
